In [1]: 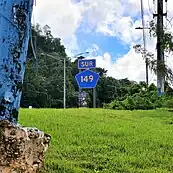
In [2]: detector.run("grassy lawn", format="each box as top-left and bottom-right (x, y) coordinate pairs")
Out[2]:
(19, 109), (173, 173)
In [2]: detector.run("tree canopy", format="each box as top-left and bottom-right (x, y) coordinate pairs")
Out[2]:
(22, 24), (173, 109)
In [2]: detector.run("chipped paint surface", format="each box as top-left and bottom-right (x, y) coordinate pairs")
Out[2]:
(0, 0), (33, 123)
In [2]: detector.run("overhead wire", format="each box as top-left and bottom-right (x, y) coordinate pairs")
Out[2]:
(168, 16), (173, 24)
(148, 0), (154, 15)
(149, 71), (155, 83)
(164, 0), (173, 29)
(153, 0), (157, 13)
(30, 3), (38, 73)
(165, 18), (172, 29)
(165, 0), (168, 74)
(165, 0), (168, 27)
(140, 0), (147, 51)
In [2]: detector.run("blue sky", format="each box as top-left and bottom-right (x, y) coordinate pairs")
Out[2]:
(76, 30), (130, 61)
(33, 0), (173, 82)
(71, 0), (133, 62)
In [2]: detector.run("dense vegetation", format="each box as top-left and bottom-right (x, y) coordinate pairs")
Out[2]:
(20, 109), (173, 173)
(104, 82), (173, 110)
(22, 24), (173, 109)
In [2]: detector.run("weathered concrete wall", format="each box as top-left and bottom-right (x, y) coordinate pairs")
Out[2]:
(0, 0), (33, 123)
(0, 120), (51, 173)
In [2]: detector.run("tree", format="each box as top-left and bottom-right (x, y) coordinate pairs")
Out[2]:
(22, 24), (77, 108)
(24, 24), (166, 110)
(133, 20), (173, 83)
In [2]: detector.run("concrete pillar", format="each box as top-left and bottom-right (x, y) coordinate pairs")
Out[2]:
(0, 0), (33, 123)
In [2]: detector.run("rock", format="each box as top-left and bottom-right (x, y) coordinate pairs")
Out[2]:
(0, 120), (51, 173)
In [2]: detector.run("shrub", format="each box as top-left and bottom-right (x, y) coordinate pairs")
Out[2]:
(104, 93), (173, 110)
(104, 83), (173, 110)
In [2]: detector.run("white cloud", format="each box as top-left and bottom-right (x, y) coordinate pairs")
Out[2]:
(81, 0), (155, 82)
(32, 0), (85, 53)
(32, 0), (173, 82)
(112, 48), (153, 82)
(89, 34), (157, 83)
(33, 0), (83, 38)
(86, 43), (102, 57)
(32, 0), (144, 48)
(81, 0), (153, 44)
(94, 52), (112, 75)
(84, 0), (172, 83)
(89, 47), (156, 84)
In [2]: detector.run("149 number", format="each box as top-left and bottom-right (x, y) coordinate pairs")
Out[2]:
(81, 75), (94, 82)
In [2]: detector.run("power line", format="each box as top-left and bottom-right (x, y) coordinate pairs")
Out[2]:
(148, 0), (154, 14)
(165, 18), (172, 29)
(165, 0), (168, 26)
(164, 0), (173, 29)
(30, 6), (38, 72)
(149, 71), (155, 83)
(153, 0), (157, 14)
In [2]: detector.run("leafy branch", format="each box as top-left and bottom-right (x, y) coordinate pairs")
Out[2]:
(134, 44), (173, 82)
(133, 20), (173, 82)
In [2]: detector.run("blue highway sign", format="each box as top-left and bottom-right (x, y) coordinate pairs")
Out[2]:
(75, 70), (99, 89)
(78, 59), (96, 69)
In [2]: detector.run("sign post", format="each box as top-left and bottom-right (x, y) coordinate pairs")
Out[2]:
(75, 58), (99, 108)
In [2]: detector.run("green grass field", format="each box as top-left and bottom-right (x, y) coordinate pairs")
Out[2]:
(19, 109), (173, 173)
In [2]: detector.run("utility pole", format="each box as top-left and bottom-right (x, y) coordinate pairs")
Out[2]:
(140, 0), (149, 85)
(135, 0), (149, 85)
(63, 57), (66, 109)
(135, 26), (149, 85)
(155, 0), (166, 95)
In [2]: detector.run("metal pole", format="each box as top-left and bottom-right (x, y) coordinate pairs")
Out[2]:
(63, 57), (66, 109)
(93, 88), (96, 108)
(157, 0), (165, 96)
(79, 68), (82, 108)
(140, 0), (149, 85)
(93, 68), (96, 108)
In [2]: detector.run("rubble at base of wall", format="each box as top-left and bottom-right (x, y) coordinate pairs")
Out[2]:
(0, 120), (51, 173)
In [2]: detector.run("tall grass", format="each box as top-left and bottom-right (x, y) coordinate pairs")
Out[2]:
(19, 109), (173, 173)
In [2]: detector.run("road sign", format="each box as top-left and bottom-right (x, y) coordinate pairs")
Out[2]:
(78, 91), (87, 98)
(78, 91), (87, 107)
(75, 70), (99, 89)
(78, 59), (96, 69)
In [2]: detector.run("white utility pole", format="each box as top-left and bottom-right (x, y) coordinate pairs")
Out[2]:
(140, 0), (149, 85)
(63, 57), (66, 109)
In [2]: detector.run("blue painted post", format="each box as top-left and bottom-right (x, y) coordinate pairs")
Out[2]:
(0, 0), (33, 124)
